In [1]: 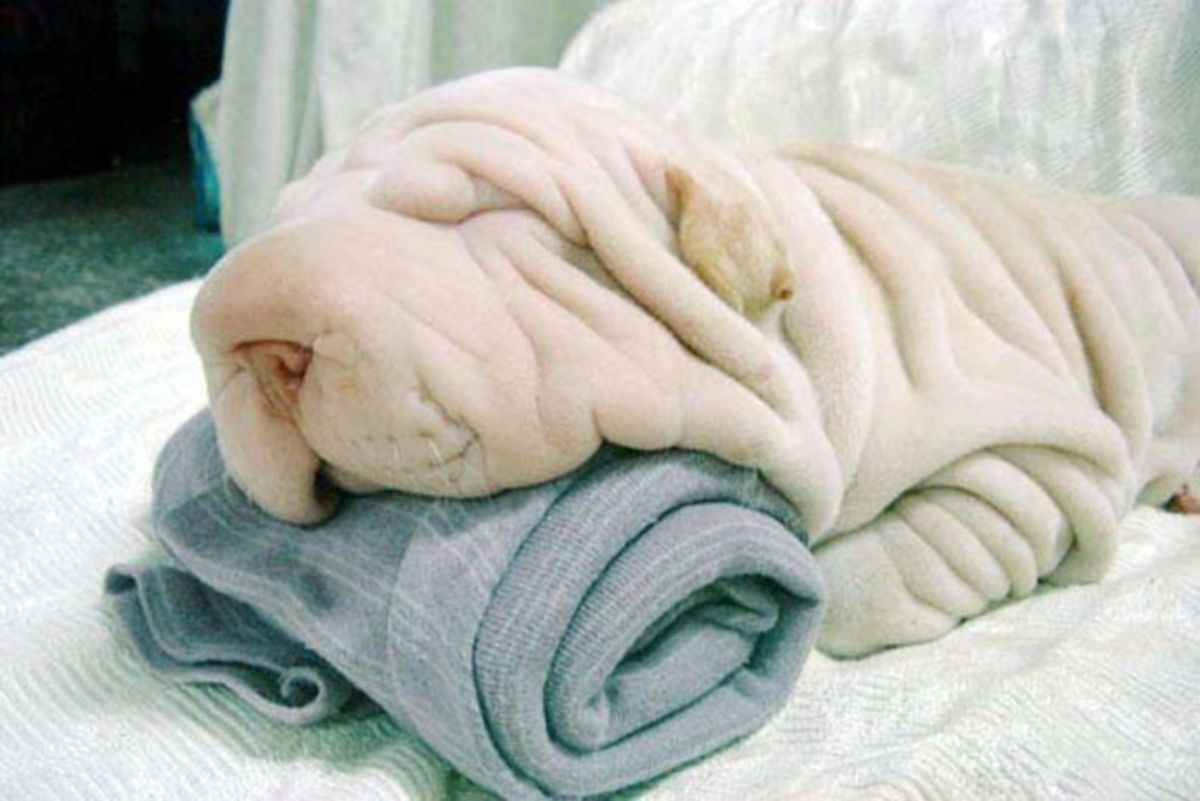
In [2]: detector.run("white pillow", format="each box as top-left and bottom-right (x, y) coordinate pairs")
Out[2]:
(561, 0), (1200, 195)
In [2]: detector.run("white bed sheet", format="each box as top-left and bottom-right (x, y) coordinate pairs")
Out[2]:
(1, 286), (1198, 800)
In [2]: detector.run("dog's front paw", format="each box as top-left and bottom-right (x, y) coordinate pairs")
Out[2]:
(1166, 485), (1200, 515)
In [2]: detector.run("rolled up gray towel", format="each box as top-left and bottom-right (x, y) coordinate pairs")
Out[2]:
(106, 412), (824, 799)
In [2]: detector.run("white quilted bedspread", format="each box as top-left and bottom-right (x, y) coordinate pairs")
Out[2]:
(1, 283), (1198, 800)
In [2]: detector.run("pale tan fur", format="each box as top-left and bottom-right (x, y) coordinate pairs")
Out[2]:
(666, 164), (795, 316)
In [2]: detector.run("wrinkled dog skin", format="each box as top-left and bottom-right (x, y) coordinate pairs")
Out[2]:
(192, 69), (1200, 655)
(193, 213), (588, 523)
(193, 69), (823, 527)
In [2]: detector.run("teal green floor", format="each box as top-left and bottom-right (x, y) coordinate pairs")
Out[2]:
(0, 141), (224, 355)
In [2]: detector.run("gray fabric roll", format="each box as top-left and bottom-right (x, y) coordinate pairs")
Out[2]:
(106, 412), (824, 799)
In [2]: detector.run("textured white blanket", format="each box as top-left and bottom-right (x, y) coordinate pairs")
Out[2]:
(1, 284), (1198, 798)
(192, 69), (1200, 656)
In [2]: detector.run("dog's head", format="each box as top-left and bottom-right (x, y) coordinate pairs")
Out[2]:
(192, 210), (595, 523)
(190, 69), (804, 525)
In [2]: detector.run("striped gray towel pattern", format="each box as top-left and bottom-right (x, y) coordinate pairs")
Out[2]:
(106, 412), (824, 799)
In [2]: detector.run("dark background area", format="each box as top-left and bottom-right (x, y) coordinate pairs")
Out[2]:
(2, 0), (228, 183)
(0, 0), (229, 354)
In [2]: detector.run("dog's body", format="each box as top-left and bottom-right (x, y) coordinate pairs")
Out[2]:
(192, 69), (1200, 655)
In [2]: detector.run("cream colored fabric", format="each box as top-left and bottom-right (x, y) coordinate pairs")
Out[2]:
(191, 69), (1200, 656)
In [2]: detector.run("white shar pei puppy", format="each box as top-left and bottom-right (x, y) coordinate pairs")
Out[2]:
(192, 69), (1200, 656)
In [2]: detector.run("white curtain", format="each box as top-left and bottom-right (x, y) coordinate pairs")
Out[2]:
(204, 0), (1200, 246)
(203, 0), (612, 246)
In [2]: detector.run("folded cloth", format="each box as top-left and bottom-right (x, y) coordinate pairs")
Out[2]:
(105, 411), (824, 800)
(190, 68), (1200, 656)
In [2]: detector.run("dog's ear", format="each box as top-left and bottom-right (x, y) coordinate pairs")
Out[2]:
(666, 164), (795, 316)
(191, 228), (341, 526)
(240, 341), (309, 419)
(207, 344), (336, 525)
